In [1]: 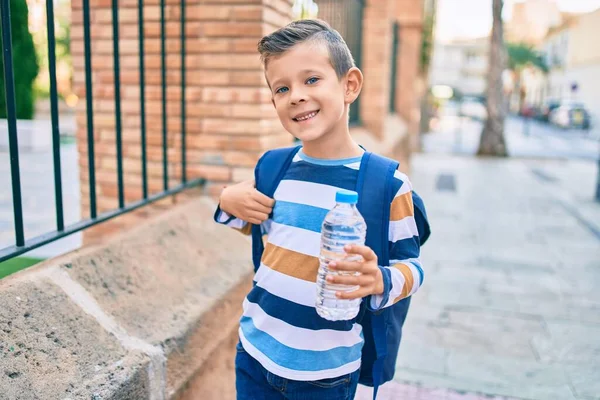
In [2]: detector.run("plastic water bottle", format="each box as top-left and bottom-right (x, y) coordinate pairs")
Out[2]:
(316, 189), (367, 321)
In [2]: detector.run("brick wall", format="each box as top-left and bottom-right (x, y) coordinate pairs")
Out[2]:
(71, 0), (294, 223)
(359, 0), (394, 140)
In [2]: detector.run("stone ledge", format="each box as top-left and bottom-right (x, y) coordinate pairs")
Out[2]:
(0, 196), (253, 399)
(351, 113), (411, 172)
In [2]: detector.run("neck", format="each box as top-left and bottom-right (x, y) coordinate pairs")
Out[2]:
(301, 118), (363, 160)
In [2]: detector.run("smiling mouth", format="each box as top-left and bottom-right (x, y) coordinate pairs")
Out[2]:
(293, 110), (319, 122)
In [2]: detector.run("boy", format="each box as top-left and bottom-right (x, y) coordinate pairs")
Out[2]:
(215, 19), (424, 400)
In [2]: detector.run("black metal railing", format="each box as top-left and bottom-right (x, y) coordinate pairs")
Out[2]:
(389, 21), (399, 113)
(0, 0), (203, 263)
(316, 0), (364, 124)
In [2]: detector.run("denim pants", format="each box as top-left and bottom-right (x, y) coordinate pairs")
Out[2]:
(235, 341), (360, 400)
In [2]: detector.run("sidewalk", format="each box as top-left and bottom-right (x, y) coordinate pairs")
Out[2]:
(359, 153), (600, 400)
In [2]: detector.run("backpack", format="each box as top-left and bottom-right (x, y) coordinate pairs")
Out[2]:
(250, 145), (430, 399)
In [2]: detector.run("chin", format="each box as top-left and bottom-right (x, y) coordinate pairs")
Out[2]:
(291, 130), (328, 143)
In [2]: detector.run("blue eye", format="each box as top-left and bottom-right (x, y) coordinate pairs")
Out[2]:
(275, 86), (289, 94)
(306, 77), (319, 85)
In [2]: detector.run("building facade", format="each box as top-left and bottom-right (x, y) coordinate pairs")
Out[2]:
(428, 37), (489, 97)
(525, 8), (600, 121)
(69, 0), (427, 239)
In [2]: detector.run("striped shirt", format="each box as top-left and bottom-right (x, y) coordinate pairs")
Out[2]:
(216, 149), (423, 381)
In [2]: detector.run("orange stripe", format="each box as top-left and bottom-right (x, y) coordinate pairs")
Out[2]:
(233, 223), (252, 236)
(390, 191), (414, 221)
(261, 242), (320, 282)
(392, 263), (414, 303)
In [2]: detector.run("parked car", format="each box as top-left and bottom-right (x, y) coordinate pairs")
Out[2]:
(519, 104), (539, 118)
(539, 100), (562, 122)
(549, 103), (592, 129)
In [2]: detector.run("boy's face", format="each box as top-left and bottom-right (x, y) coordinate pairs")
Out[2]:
(265, 41), (359, 144)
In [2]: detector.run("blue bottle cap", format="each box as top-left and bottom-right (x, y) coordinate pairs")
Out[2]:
(336, 189), (358, 204)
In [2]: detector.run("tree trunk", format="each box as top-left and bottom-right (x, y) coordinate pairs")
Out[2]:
(477, 0), (508, 157)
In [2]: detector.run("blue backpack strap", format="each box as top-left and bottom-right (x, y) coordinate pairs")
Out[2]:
(251, 145), (302, 271)
(412, 190), (431, 246)
(355, 152), (398, 400)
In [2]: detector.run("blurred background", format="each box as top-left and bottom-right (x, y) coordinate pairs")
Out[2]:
(0, 0), (599, 399)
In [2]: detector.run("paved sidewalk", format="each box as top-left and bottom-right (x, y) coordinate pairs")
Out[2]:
(359, 153), (600, 400)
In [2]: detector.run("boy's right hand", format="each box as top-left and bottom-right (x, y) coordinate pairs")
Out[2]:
(219, 179), (275, 225)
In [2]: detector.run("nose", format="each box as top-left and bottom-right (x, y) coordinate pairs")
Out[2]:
(289, 86), (307, 106)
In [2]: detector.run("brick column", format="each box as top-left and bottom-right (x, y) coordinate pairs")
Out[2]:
(71, 0), (294, 220)
(359, 0), (394, 140)
(395, 0), (424, 150)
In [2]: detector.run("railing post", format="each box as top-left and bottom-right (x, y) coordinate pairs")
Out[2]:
(45, 0), (65, 231)
(0, 0), (25, 247)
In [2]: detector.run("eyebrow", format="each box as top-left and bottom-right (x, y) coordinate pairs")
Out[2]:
(269, 69), (322, 90)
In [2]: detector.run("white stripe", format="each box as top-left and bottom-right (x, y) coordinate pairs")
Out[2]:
(216, 210), (232, 223)
(344, 161), (361, 171)
(385, 265), (407, 307)
(239, 329), (362, 381)
(217, 210), (247, 230)
(389, 216), (419, 242)
(242, 299), (363, 351)
(254, 263), (316, 307)
(267, 222), (321, 257)
(274, 179), (338, 210)
(292, 153), (302, 162)
(394, 181), (412, 197)
(407, 261), (422, 296)
(393, 170), (411, 185)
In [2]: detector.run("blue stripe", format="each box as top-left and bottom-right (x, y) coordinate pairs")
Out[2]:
(284, 162), (359, 190)
(272, 201), (328, 233)
(414, 262), (424, 286)
(298, 150), (363, 166)
(240, 316), (363, 371)
(247, 285), (355, 331)
(389, 236), (420, 260)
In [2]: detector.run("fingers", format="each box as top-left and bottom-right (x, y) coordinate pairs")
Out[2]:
(252, 190), (276, 208)
(328, 260), (363, 272)
(247, 211), (269, 224)
(334, 287), (370, 300)
(343, 244), (377, 262)
(247, 200), (272, 216)
(326, 273), (362, 287)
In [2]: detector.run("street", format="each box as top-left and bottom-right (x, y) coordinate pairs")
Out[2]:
(356, 111), (600, 399)
(422, 112), (600, 161)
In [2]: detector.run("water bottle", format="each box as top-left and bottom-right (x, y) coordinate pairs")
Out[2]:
(316, 189), (367, 321)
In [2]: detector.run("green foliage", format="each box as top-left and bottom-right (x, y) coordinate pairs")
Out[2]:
(0, 0), (40, 120)
(420, 13), (435, 74)
(506, 42), (548, 73)
(0, 257), (43, 279)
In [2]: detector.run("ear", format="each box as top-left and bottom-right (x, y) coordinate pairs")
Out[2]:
(344, 67), (363, 105)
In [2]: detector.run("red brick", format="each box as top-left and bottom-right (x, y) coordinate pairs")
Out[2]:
(232, 5), (263, 21)
(187, 5), (231, 20)
(202, 22), (263, 37)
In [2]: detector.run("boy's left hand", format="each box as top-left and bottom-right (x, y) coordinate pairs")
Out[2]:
(327, 244), (384, 300)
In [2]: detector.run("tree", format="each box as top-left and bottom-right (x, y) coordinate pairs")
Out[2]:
(0, 0), (39, 120)
(506, 42), (548, 111)
(477, 0), (507, 157)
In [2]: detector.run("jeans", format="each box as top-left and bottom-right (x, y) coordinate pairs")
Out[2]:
(235, 341), (360, 400)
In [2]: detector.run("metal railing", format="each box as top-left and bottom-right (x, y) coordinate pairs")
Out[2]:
(316, 0), (364, 124)
(0, 0), (203, 263)
(389, 21), (399, 113)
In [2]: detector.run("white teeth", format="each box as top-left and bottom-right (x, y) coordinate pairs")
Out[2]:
(296, 111), (317, 121)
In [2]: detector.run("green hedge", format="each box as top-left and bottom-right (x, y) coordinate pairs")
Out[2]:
(0, 0), (39, 120)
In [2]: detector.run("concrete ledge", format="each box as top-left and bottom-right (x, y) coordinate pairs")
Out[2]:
(351, 113), (412, 172)
(0, 196), (253, 399)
